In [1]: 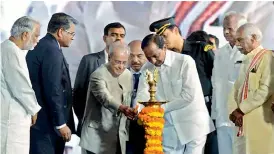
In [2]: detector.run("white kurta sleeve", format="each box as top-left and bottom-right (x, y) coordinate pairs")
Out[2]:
(3, 48), (41, 116)
(211, 51), (220, 119)
(161, 56), (198, 112)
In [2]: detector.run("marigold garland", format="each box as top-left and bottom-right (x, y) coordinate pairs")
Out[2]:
(136, 105), (165, 154)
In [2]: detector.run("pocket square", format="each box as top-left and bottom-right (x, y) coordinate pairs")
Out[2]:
(250, 67), (257, 73)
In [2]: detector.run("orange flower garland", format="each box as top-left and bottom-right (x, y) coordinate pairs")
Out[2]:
(137, 105), (165, 154)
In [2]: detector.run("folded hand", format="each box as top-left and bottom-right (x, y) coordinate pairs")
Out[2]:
(229, 108), (244, 127)
(59, 125), (71, 142)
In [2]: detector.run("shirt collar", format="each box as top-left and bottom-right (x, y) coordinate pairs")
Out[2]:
(162, 49), (173, 67)
(130, 65), (144, 74)
(104, 49), (109, 62)
(57, 41), (61, 49)
(246, 45), (264, 59)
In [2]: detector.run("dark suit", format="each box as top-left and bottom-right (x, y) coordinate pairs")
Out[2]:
(73, 50), (106, 136)
(26, 33), (75, 154)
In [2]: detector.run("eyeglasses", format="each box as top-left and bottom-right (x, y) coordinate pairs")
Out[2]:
(64, 29), (75, 37)
(112, 60), (128, 66)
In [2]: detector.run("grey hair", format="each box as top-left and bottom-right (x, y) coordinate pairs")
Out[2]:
(109, 42), (130, 57)
(47, 12), (78, 33)
(10, 16), (39, 38)
(240, 23), (263, 42)
(224, 11), (248, 29)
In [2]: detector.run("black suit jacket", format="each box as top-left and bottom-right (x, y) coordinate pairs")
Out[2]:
(26, 33), (75, 135)
(73, 50), (105, 135)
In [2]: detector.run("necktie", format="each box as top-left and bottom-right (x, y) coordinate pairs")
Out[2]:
(131, 73), (141, 107)
(133, 73), (141, 91)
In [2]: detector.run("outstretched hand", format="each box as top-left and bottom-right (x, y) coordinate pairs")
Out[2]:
(119, 105), (137, 120)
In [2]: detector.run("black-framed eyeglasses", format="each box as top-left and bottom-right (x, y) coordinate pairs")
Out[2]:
(64, 29), (75, 37)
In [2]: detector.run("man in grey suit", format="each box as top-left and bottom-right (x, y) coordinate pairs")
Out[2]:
(73, 22), (126, 136)
(79, 42), (135, 154)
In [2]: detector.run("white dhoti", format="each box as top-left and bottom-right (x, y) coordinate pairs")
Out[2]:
(163, 135), (207, 154)
(216, 126), (234, 154)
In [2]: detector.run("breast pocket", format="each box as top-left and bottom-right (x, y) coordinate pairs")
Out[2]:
(88, 120), (101, 129)
(171, 79), (183, 97)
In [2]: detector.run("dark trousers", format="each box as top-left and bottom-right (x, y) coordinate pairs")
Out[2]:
(30, 128), (65, 154)
(126, 120), (145, 154)
(204, 101), (219, 154)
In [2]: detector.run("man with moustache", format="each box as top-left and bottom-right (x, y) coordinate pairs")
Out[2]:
(26, 13), (78, 154)
(73, 22), (126, 136)
(211, 12), (247, 154)
(127, 40), (147, 154)
(149, 17), (216, 154)
(137, 34), (215, 154)
(79, 42), (134, 154)
(1, 16), (41, 154)
(228, 23), (274, 154)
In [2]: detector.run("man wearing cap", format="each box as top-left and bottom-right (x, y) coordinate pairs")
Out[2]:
(149, 17), (216, 154)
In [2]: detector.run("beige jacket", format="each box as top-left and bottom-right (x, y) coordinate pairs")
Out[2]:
(228, 46), (274, 154)
(79, 64), (132, 154)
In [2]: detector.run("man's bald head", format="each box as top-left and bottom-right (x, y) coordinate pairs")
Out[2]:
(128, 40), (141, 50)
(128, 40), (147, 72)
(223, 11), (247, 46)
(236, 23), (262, 55)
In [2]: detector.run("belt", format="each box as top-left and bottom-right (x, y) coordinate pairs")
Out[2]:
(204, 96), (212, 103)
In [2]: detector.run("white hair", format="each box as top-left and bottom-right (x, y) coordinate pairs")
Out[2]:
(109, 41), (130, 57)
(10, 16), (39, 38)
(224, 11), (248, 29)
(240, 23), (263, 42)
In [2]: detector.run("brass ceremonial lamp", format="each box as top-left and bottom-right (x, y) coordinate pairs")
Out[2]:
(138, 68), (167, 107)
(137, 68), (166, 154)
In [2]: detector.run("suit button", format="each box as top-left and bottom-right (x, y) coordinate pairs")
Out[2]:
(63, 90), (66, 92)
(64, 105), (67, 108)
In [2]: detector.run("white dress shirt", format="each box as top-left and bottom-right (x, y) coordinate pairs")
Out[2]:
(211, 43), (245, 128)
(104, 49), (108, 63)
(130, 67), (144, 107)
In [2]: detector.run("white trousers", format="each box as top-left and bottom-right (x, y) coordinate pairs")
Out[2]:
(163, 135), (207, 154)
(216, 126), (234, 154)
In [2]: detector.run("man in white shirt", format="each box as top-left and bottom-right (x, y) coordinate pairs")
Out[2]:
(127, 40), (147, 154)
(1, 16), (41, 154)
(211, 11), (247, 154)
(137, 34), (215, 154)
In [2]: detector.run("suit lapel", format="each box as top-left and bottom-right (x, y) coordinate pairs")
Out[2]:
(118, 72), (132, 106)
(97, 50), (106, 67)
(60, 50), (71, 85)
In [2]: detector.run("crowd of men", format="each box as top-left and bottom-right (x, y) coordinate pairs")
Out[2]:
(1, 11), (274, 154)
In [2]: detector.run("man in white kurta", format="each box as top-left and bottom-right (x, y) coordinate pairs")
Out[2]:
(211, 12), (247, 154)
(137, 34), (215, 154)
(1, 16), (41, 154)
